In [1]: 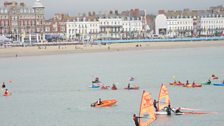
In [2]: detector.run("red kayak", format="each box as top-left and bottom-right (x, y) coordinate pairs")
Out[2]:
(101, 86), (110, 90)
(3, 92), (12, 96)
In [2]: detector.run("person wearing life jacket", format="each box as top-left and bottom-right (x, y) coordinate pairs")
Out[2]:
(208, 79), (211, 84)
(153, 99), (158, 112)
(185, 80), (190, 86)
(111, 84), (117, 90)
(127, 83), (131, 89)
(4, 89), (9, 96)
(192, 81), (196, 86)
(92, 77), (100, 83)
(97, 98), (102, 105)
(133, 114), (141, 126)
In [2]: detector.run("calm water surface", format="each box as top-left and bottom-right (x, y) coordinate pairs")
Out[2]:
(0, 46), (224, 126)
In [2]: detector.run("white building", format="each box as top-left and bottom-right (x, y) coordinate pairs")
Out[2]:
(66, 18), (99, 41)
(66, 16), (143, 40)
(155, 13), (224, 37)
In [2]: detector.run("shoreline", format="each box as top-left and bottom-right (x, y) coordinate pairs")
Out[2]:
(0, 40), (224, 58)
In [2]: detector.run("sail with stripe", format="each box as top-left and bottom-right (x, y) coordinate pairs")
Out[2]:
(139, 90), (156, 126)
(158, 84), (170, 111)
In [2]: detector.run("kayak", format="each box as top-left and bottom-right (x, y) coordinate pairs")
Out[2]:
(89, 85), (100, 88)
(211, 77), (218, 80)
(213, 83), (224, 86)
(200, 81), (212, 85)
(3, 92), (12, 96)
(111, 86), (117, 90)
(124, 85), (139, 90)
(91, 99), (117, 107)
(183, 84), (202, 88)
(101, 86), (110, 90)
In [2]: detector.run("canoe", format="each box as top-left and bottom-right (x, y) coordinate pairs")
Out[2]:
(124, 85), (139, 90)
(91, 99), (117, 107)
(213, 83), (224, 86)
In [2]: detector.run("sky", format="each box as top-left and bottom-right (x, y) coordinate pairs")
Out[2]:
(2, 0), (224, 18)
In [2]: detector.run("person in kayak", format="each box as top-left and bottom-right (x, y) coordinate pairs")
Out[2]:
(192, 81), (196, 86)
(185, 80), (190, 86)
(4, 89), (9, 95)
(207, 79), (211, 84)
(111, 84), (117, 90)
(97, 98), (102, 105)
(133, 114), (141, 126)
(127, 83), (131, 89)
(92, 77), (100, 83)
(2, 82), (5, 89)
(153, 99), (158, 112)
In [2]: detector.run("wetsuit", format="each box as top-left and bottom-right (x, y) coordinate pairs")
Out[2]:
(153, 100), (158, 111)
(133, 116), (139, 126)
(166, 105), (172, 115)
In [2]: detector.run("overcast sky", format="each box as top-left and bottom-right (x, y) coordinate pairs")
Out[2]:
(3, 0), (224, 18)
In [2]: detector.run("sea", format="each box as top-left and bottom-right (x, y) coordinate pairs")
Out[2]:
(0, 45), (224, 126)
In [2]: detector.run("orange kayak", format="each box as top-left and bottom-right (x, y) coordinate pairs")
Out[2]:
(183, 84), (202, 88)
(91, 99), (117, 107)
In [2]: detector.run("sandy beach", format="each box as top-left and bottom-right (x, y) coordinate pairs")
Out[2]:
(0, 40), (224, 58)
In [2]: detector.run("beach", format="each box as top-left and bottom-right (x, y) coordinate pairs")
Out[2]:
(0, 40), (224, 58)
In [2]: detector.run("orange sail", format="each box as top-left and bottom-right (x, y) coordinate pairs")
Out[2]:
(139, 90), (156, 126)
(158, 84), (170, 111)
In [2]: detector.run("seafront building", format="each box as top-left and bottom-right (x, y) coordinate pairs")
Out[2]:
(155, 7), (224, 37)
(0, 0), (45, 43)
(66, 14), (144, 41)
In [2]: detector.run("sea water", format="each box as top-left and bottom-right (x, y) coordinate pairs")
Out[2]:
(0, 46), (224, 126)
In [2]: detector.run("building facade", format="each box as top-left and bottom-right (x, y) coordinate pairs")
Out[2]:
(155, 8), (224, 37)
(66, 16), (143, 41)
(0, 0), (45, 42)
